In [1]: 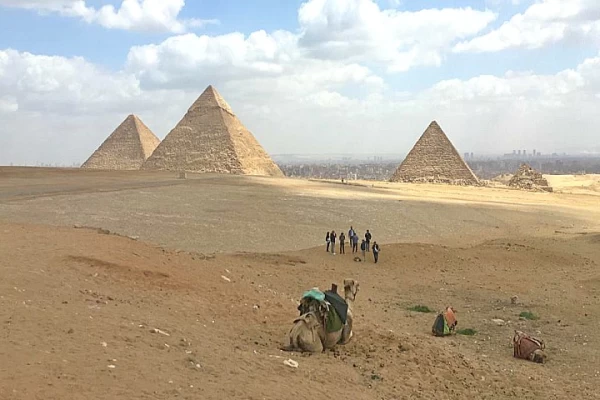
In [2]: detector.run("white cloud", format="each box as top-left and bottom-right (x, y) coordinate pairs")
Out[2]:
(1, 0), (600, 165)
(0, 49), (143, 114)
(126, 30), (385, 97)
(297, 0), (497, 71)
(455, 0), (600, 52)
(0, 95), (18, 113)
(0, 0), (217, 33)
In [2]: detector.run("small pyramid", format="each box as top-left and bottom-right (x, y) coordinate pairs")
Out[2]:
(508, 163), (552, 192)
(390, 121), (479, 185)
(142, 85), (283, 176)
(82, 115), (160, 170)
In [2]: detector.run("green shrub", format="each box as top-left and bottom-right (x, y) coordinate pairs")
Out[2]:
(519, 311), (539, 320)
(407, 305), (434, 313)
(456, 328), (477, 336)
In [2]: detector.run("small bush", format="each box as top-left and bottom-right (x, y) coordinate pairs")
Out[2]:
(519, 311), (539, 320)
(457, 328), (477, 336)
(407, 305), (434, 313)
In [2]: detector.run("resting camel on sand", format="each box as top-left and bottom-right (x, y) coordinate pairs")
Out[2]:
(282, 279), (359, 353)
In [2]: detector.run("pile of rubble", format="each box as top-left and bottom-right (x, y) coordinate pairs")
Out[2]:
(508, 164), (553, 192)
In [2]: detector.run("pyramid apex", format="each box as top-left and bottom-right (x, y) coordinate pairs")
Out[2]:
(188, 85), (234, 115)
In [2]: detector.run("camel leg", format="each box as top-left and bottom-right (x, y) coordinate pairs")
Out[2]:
(339, 313), (354, 344)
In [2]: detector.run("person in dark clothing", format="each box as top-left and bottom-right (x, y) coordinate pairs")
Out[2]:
(326, 232), (330, 252)
(372, 241), (380, 263)
(330, 230), (337, 255)
(352, 234), (359, 253)
(360, 239), (366, 261)
(348, 226), (355, 242)
(365, 230), (372, 252)
(339, 232), (346, 254)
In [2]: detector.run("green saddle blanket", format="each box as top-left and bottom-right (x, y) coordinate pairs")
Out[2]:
(326, 306), (343, 333)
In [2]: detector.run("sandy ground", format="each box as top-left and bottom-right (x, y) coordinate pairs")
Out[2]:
(1, 168), (599, 254)
(545, 174), (600, 196)
(1, 167), (600, 399)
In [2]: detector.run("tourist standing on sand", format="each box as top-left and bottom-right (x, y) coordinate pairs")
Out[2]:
(352, 234), (359, 253)
(339, 232), (346, 254)
(348, 226), (355, 243)
(360, 239), (367, 261)
(372, 241), (380, 263)
(326, 232), (330, 252)
(365, 230), (372, 252)
(330, 230), (337, 255)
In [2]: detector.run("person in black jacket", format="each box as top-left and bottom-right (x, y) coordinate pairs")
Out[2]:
(360, 239), (366, 262)
(365, 230), (372, 252)
(330, 230), (337, 255)
(326, 231), (330, 252)
(372, 241), (380, 263)
(339, 232), (346, 254)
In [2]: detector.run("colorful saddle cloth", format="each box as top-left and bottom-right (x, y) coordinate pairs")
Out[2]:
(299, 288), (348, 332)
(432, 307), (457, 337)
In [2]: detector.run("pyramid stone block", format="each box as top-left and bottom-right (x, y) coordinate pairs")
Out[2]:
(390, 121), (479, 185)
(142, 85), (283, 177)
(81, 115), (160, 170)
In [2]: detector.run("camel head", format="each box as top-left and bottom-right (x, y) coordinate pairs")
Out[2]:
(343, 279), (359, 302)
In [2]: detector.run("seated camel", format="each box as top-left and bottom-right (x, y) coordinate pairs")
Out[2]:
(282, 279), (359, 353)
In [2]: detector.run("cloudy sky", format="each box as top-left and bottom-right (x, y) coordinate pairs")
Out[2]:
(0, 0), (599, 165)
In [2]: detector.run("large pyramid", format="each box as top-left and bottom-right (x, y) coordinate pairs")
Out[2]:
(141, 85), (283, 176)
(81, 114), (160, 170)
(390, 121), (479, 185)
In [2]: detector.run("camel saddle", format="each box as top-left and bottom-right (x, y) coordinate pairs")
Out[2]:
(298, 288), (348, 331)
(513, 330), (546, 363)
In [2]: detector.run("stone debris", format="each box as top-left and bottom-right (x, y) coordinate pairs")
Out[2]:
(283, 359), (299, 368)
(150, 328), (171, 336)
(81, 114), (160, 170)
(390, 121), (479, 186)
(508, 163), (553, 192)
(221, 275), (231, 282)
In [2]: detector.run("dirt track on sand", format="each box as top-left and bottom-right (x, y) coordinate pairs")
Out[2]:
(1, 167), (600, 399)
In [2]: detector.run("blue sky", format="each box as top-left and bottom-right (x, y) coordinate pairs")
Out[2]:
(0, 0), (599, 165)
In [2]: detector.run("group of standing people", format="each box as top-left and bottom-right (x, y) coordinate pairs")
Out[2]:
(325, 226), (380, 263)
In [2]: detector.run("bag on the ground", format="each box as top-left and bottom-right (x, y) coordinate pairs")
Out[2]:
(431, 307), (457, 337)
(513, 330), (546, 363)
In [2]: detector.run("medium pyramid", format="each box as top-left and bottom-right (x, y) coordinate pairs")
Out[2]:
(81, 115), (160, 170)
(390, 121), (478, 185)
(142, 85), (283, 176)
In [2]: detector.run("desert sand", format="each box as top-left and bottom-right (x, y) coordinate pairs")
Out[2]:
(1, 167), (599, 399)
